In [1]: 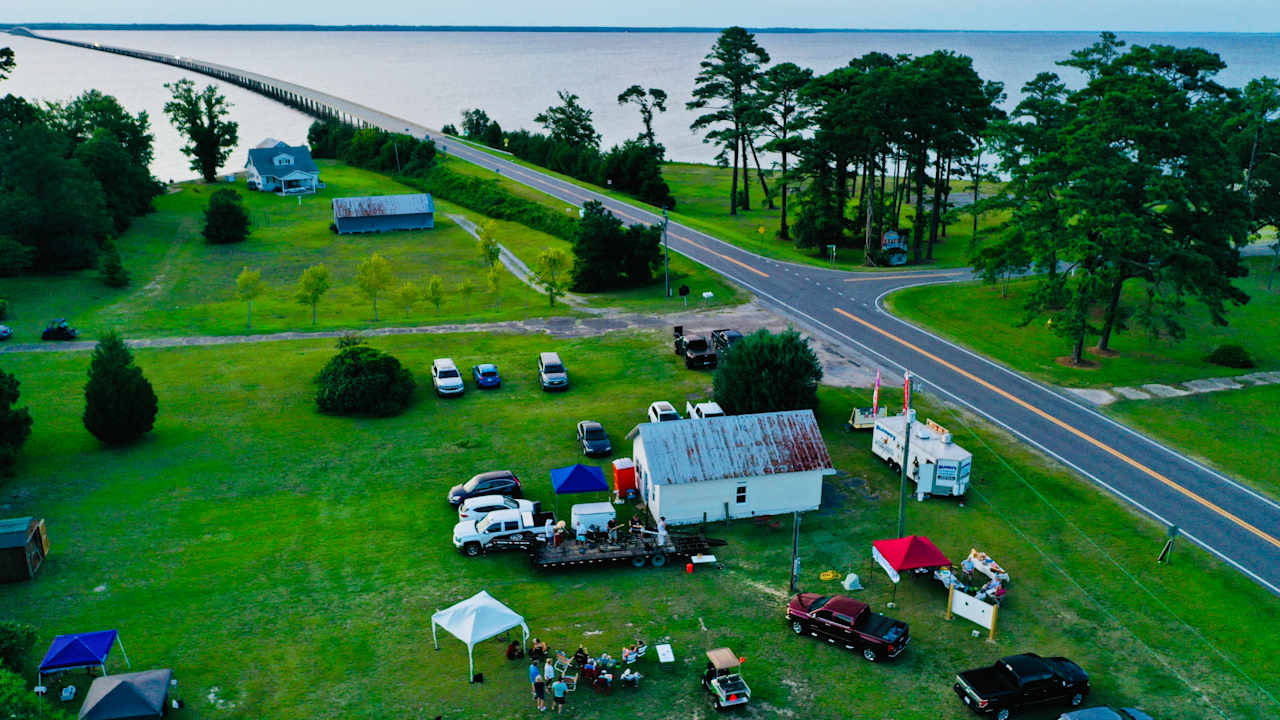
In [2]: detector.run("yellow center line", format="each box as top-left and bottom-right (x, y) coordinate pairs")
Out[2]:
(832, 306), (1280, 550)
(844, 273), (953, 282)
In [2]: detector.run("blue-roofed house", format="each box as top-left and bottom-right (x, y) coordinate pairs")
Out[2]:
(332, 193), (435, 234)
(244, 142), (321, 194)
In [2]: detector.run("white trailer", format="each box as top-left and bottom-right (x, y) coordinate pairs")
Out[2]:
(871, 412), (972, 500)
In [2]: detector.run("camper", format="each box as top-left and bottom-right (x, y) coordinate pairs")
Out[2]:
(871, 411), (972, 500)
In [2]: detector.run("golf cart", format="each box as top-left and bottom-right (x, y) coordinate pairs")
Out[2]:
(41, 319), (78, 341)
(702, 647), (750, 710)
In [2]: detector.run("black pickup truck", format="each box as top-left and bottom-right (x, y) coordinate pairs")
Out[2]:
(673, 326), (717, 369)
(954, 653), (1089, 719)
(785, 593), (909, 662)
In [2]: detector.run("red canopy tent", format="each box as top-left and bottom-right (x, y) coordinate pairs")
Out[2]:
(871, 535), (950, 584)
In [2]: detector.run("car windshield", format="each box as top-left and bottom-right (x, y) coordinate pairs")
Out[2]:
(585, 428), (605, 440)
(686, 338), (708, 352)
(807, 596), (830, 611)
(462, 477), (481, 492)
(439, 368), (459, 379)
(544, 364), (565, 374)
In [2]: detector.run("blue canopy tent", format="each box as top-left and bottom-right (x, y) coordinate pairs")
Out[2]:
(549, 464), (609, 512)
(38, 630), (130, 680)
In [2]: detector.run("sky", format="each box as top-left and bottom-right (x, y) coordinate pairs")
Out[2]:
(2, 0), (1279, 33)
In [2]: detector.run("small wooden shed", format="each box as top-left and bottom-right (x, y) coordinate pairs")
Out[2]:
(0, 516), (49, 583)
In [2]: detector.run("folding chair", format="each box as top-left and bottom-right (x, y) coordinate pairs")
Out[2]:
(561, 670), (579, 692)
(553, 651), (571, 676)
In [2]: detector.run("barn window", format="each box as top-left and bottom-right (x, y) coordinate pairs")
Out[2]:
(736, 484), (747, 504)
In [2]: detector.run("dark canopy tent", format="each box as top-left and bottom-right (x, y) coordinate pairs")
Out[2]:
(39, 630), (131, 679)
(78, 668), (172, 720)
(549, 464), (609, 512)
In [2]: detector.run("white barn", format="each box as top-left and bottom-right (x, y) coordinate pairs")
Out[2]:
(632, 410), (835, 526)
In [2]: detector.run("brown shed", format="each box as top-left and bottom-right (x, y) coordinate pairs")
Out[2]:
(0, 516), (49, 582)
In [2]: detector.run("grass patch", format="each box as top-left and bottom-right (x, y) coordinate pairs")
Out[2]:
(0, 331), (1274, 719)
(886, 256), (1280, 388)
(1108, 384), (1280, 497)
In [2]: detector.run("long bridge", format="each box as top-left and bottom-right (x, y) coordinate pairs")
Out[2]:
(10, 26), (1280, 598)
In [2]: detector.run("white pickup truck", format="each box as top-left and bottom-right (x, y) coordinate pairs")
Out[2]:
(686, 401), (726, 418)
(453, 508), (556, 557)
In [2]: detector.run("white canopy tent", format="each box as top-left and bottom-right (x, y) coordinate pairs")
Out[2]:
(431, 590), (530, 681)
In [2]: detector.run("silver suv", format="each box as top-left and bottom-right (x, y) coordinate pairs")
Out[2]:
(431, 358), (465, 397)
(538, 351), (569, 391)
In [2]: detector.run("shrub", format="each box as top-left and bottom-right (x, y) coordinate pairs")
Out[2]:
(1206, 343), (1254, 369)
(0, 369), (33, 473)
(202, 188), (250, 244)
(406, 166), (576, 241)
(0, 666), (73, 719)
(570, 201), (661, 292)
(315, 345), (416, 417)
(83, 332), (159, 445)
(99, 240), (129, 287)
(0, 620), (35, 674)
(712, 329), (823, 415)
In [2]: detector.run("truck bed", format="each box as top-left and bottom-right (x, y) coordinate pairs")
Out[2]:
(858, 613), (907, 643)
(957, 666), (1017, 697)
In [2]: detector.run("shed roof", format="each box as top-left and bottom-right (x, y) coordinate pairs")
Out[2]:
(0, 516), (34, 549)
(332, 193), (435, 219)
(635, 410), (833, 486)
(245, 144), (319, 176)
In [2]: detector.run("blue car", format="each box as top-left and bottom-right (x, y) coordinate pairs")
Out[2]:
(472, 363), (502, 389)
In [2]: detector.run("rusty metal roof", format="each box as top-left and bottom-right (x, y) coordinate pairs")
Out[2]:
(332, 193), (434, 219)
(636, 410), (833, 486)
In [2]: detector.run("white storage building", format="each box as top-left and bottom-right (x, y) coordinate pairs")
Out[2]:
(632, 410), (835, 526)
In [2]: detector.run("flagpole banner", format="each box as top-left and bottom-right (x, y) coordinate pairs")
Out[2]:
(903, 371), (912, 414)
(872, 369), (881, 417)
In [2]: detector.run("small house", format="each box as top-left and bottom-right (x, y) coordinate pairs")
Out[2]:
(632, 410), (835, 526)
(244, 142), (320, 194)
(332, 193), (435, 234)
(0, 516), (48, 583)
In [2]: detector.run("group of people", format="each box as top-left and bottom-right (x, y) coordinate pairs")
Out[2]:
(544, 514), (669, 548)
(523, 638), (646, 712)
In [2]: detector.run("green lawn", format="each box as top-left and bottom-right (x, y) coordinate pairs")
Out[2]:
(0, 331), (1274, 719)
(1108, 384), (1280, 497)
(886, 257), (1280, 388)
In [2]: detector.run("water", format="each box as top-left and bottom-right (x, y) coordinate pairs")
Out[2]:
(4, 29), (1279, 180)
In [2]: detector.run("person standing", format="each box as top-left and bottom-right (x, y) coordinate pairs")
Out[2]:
(528, 660), (540, 697)
(551, 676), (568, 713)
(543, 656), (555, 684)
(533, 673), (547, 712)
(656, 516), (668, 546)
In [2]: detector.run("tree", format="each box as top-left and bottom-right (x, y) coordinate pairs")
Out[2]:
(99, 239), (129, 287)
(73, 128), (160, 232)
(49, 89), (157, 169)
(712, 329), (823, 414)
(617, 85), (668, 155)
(163, 79), (239, 182)
(314, 345), (416, 417)
(486, 264), (502, 307)
(477, 220), (501, 267)
(535, 248), (571, 307)
(424, 276), (445, 313)
(356, 253), (394, 321)
(235, 267), (264, 329)
(393, 282), (422, 316)
(689, 27), (770, 215)
(535, 91), (600, 149)
(458, 278), (475, 308)
(0, 620), (35, 674)
(461, 108), (494, 139)
(202, 188), (250, 244)
(0, 47), (13, 81)
(569, 200), (661, 292)
(0, 666), (73, 720)
(757, 62), (813, 240)
(82, 332), (158, 446)
(0, 368), (33, 473)
(294, 264), (331, 325)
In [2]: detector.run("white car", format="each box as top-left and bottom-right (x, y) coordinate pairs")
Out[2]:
(457, 494), (538, 521)
(647, 401), (681, 423)
(431, 358), (465, 396)
(686, 401), (725, 419)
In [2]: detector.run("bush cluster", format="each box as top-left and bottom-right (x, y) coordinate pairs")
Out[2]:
(308, 121), (436, 175)
(83, 332), (158, 446)
(315, 345), (416, 417)
(1206, 343), (1254, 369)
(570, 201), (662, 292)
(504, 131), (674, 209)
(201, 188), (250, 245)
(712, 329), (823, 415)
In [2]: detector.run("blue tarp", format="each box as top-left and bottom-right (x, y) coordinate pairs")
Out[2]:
(549, 464), (608, 494)
(39, 630), (119, 674)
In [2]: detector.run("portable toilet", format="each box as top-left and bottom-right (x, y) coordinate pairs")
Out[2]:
(612, 458), (637, 499)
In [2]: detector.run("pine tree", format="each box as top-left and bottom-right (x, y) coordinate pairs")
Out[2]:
(0, 368), (33, 473)
(99, 240), (129, 287)
(83, 332), (158, 445)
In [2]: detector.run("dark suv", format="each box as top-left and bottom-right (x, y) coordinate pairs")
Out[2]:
(447, 470), (522, 506)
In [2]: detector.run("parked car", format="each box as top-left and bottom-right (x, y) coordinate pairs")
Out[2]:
(576, 420), (612, 456)
(673, 325), (717, 369)
(431, 358), (465, 397)
(1058, 709), (1153, 720)
(686, 401), (725, 419)
(785, 593), (909, 662)
(457, 494), (539, 521)
(0, 325), (11, 341)
(471, 363), (502, 389)
(702, 647), (750, 710)
(538, 352), (569, 391)
(647, 401), (681, 423)
(41, 319), (78, 341)
(954, 653), (1090, 719)
(711, 328), (744, 354)
(447, 470), (522, 506)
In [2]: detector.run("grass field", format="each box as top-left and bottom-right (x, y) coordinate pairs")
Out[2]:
(886, 257), (1280, 389)
(0, 331), (1275, 719)
(1108, 384), (1280, 497)
(0, 161), (744, 343)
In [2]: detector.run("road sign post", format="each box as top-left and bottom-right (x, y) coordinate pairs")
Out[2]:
(1157, 525), (1179, 564)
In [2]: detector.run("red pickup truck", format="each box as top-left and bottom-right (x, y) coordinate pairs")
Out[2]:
(785, 593), (910, 662)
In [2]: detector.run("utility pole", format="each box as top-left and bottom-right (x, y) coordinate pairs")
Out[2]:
(662, 206), (671, 298)
(789, 511), (801, 593)
(1269, 241), (1279, 291)
(897, 372), (914, 539)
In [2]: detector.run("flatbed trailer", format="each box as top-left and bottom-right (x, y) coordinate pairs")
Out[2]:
(529, 532), (725, 570)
